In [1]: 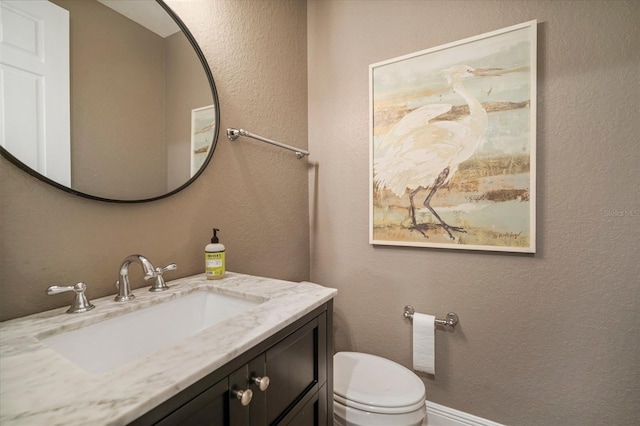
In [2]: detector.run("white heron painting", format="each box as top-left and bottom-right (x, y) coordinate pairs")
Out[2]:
(370, 21), (536, 252)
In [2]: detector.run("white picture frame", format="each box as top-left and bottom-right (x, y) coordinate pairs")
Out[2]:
(190, 104), (216, 177)
(369, 21), (537, 253)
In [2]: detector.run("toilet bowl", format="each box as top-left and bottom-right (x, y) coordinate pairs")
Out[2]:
(333, 351), (426, 426)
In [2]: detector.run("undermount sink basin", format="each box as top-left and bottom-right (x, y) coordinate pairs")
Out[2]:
(41, 291), (260, 374)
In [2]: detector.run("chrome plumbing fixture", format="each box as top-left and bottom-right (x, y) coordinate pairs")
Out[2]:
(148, 263), (177, 292)
(115, 255), (176, 301)
(47, 282), (95, 314)
(227, 128), (310, 159)
(403, 305), (459, 329)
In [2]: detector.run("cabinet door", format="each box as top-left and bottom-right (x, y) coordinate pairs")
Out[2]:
(155, 378), (228, 426)
(265, 316), (325, 425)
(278, 383), (327, 426)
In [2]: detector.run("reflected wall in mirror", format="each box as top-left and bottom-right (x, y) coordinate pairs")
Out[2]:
(0, 0), (219, 202)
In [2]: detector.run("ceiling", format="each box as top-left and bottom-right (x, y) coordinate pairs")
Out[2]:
(98, 0), (179, 38)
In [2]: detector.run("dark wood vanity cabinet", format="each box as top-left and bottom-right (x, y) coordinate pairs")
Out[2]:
(131, 301), (333, 426)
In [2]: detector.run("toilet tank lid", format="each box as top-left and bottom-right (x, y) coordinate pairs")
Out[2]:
(334, 351), (426, 408)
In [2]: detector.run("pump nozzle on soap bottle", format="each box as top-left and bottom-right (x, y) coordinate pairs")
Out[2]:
(205, 228), (225, 280)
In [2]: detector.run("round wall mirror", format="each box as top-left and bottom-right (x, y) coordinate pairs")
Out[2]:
(0, 0), (219, 202)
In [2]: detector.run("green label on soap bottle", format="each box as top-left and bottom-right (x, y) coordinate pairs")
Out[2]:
(205, 252), (225, 276)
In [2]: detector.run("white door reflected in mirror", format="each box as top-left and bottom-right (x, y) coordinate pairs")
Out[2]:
(0, 0), (71, 186)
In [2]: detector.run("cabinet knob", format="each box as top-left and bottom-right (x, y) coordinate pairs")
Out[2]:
(252, 375), (270, 392)
(232, 388), (253, 406)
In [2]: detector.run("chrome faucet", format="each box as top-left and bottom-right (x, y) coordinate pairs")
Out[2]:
(114, 255), (177, 301)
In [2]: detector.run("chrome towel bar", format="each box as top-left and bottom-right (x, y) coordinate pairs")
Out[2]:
(227, 128), (310, 159)
(403, 305), (459, 329)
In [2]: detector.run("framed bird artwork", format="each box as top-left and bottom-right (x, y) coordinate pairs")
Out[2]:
(191, 104), (216, 177)
(369, 20), (537, 253)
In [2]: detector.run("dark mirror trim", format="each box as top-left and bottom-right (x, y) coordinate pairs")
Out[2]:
(0, 0), (220, 203)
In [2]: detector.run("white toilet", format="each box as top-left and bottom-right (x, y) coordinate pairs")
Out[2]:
(333, 351), (427, 426)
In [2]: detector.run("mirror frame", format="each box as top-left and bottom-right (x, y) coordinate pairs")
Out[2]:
(0, 0), (220, 203)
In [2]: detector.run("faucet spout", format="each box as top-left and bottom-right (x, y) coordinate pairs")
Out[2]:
(115, 254), (155, 302)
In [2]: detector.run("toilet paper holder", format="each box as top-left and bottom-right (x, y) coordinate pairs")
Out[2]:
(403, 305), (459, 329)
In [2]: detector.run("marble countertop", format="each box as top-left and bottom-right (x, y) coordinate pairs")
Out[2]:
(0, 272), (337, 425)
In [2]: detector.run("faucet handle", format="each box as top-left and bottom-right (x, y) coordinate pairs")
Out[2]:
(148, 263), (177, 292)
(47, 282), (95, 314)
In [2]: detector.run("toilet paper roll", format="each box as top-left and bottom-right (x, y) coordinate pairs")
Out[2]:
(412, 313), (435, 375)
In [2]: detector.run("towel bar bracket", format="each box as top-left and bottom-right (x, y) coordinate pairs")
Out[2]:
(403, 305), (459, 329)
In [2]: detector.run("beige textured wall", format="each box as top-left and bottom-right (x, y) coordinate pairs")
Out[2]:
(308, 1), (639, 425)
(0, 1), (308, 320)
(52, 0), (167, 199)
(164, 31), (213, 192)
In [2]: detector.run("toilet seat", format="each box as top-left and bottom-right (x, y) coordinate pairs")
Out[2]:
(333, 352), (426, 415)
(334, 393), (426, 414)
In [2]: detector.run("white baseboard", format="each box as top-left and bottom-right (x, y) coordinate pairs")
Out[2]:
(424, 401), (504, 426)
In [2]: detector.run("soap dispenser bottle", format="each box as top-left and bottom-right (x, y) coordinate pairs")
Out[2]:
(205, 228), (225, 280)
